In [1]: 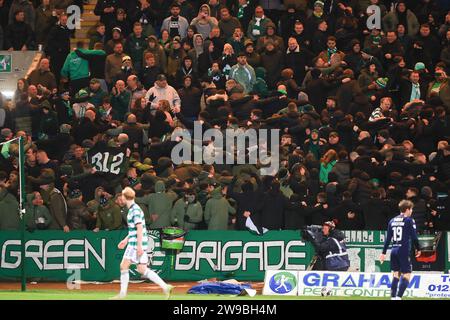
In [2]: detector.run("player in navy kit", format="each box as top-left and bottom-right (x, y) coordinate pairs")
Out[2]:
(380, 200), (421, 300)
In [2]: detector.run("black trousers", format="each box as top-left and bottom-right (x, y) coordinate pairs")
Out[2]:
(69, 77), (90, 96)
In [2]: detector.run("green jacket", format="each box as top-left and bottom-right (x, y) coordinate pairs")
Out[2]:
(319, 160), (337, 184)
(229, 64), (256, 94)
(136, 181), (177, 229)
(96, 200), (123, 230)
(0, 189), (20, 231)
(252, 77), (269, 97)
(171, 198), (203, 230)
(204, 187), (236, 230)
(61, 49), (105, 81)
(111, 90), (131, 122)
(25, 194), (52, 231)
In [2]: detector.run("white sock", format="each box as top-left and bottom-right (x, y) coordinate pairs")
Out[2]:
(144, 268), (168, 291)
(120, 270), (129, 296)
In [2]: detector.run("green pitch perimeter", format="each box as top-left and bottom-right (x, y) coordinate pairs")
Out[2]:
(0, 290), (436, 300)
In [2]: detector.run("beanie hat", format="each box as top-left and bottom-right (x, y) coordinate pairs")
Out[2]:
(314, 1), (325, 8)
(414, 62), (426, 71)
(375, 77), (388, 88)
(76, 89), (88, 99)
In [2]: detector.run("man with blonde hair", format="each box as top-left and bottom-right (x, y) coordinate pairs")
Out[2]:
(111, 187), (173, 299)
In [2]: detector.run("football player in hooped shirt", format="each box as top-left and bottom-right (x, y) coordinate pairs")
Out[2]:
(380, 200), (421, 300)
(111, 187), (174, 299)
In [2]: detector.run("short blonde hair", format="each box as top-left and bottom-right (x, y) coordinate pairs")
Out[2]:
(398, 200), (414, 213)
(122, 187), (135, 200)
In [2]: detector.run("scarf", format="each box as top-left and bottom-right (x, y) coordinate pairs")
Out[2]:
(183, 67), (193, 76)
(313, 11), (323, 18)
(371, 35), (381, 45)
(327, 47), (337, 61)
(63, 100), (72, 117)
(237, 4), (247, 19)
(410, 82), (421, 101)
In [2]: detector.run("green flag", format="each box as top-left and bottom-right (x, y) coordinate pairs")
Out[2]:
(0, 55), (12, 73)
(1, 141), (11, 158)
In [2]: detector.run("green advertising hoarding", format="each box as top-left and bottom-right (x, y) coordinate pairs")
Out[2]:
(0, 230), (313, 282)
(343, 230), (391, 273)
(165, 230), (314, 281)
(0, 230), (449, 282)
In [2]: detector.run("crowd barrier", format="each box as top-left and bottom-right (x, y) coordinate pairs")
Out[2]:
(0, 230), (448, 282)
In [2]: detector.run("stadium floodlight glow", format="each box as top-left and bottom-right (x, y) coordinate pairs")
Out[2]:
(1, 91), (14, 99)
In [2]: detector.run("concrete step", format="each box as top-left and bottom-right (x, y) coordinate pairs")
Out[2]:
(70, 38), (90, 47)
(81, 20), (98, 27)
(82, 14), (98, 21)
(84, 4), (96, 11)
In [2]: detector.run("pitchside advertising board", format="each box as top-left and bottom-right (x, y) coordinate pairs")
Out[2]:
(263, 270), (450, 299)
(0, 231), (449, 282)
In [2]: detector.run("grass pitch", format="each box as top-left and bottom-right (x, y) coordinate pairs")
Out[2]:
(0, 289), (431, 300)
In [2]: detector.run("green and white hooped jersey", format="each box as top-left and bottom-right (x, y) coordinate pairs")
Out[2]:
(127, 203), (148, 250)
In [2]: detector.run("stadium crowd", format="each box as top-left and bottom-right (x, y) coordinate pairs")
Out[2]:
(0, 0), (449, 234)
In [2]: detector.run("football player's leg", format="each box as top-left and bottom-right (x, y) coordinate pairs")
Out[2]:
(397, 272), (411, 298)
(137, 263), (169, 291)
(391, 272), (400, 298)
(390, 253), (400, 298)
(119, 259), (132, 297)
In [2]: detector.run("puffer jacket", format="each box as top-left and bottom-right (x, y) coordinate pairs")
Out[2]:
(136, 180), (177, 228)
(204, 187), (236, 230)
(67, 198), (92, 230)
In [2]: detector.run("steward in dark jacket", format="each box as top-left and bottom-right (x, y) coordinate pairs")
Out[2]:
(315, 222), (350, 271)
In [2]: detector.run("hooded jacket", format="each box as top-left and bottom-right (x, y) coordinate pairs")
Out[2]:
(0, 188), (20, 230)
(143, 36), (167, 73)
(190, 4), (219, 39)
(171, 197), (203, 230)
(24, 193), (52, 231)
(204, 187), (236, 230)
(145, 82), (181, 109)
(95, 199), (122, 230)
(136, 180), (177, 228)
(42, 185), (67, 230)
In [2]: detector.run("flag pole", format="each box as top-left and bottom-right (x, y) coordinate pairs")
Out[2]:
(18, 136), (26, 292)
